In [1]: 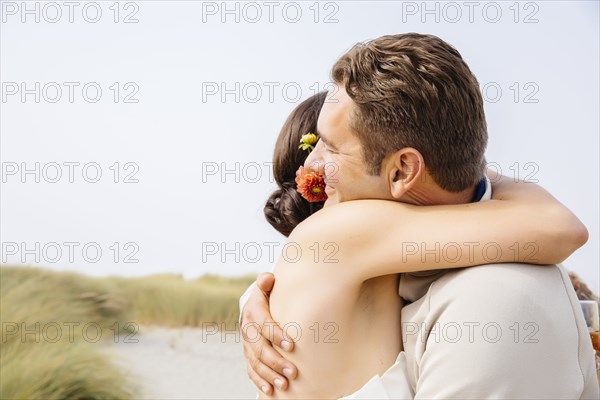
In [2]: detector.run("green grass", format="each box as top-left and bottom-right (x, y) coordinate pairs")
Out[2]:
(0, 265), (256, 399)
(107, 272), (256, 328)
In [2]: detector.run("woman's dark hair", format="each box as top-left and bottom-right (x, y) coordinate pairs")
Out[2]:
(264, 92), (327, 237)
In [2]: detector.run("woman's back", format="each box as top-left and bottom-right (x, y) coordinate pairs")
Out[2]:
(265, 259), (403, 399)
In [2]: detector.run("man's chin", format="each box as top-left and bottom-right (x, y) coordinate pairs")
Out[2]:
(323, 198), (338, 207)
(324, 191), (339, 207)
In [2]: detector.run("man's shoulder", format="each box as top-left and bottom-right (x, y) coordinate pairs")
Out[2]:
(429, 263), (574, 307)
(402, 263), (598, 400)
(403, 263), (583, 343)
(437, 262), (564, 287)
(400, 263), (572, 303)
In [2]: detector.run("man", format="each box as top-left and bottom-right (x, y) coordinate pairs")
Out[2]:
(240, 33), (598, 398)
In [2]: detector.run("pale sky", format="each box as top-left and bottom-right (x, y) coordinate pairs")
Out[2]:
(1, 1), (598, 292)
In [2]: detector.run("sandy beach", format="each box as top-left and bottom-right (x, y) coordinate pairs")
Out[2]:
(107, 325), (256, 399)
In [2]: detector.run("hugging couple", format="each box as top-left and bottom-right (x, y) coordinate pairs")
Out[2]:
(239, 33), (599, 399)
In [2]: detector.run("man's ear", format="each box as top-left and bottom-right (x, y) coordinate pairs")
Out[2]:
(386, 147), (425, 199)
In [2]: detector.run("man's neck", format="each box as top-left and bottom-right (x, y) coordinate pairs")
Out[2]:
(400, 180), (478, 206)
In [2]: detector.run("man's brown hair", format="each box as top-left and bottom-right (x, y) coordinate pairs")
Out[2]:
(332, 33), (487, 192)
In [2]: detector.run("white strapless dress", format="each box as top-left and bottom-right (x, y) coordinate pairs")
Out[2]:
(339, 351), (414, 399)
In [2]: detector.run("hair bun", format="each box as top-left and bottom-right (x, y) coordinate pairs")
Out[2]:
(264, 92), (327, 236)
(264, 183), (323, 237)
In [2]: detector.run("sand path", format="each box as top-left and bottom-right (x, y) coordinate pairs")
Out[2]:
(107, 325), (257, 399)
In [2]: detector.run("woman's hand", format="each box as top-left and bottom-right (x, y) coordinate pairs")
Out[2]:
(488, 169), (588, 257)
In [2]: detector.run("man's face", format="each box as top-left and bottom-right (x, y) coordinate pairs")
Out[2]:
(304, 86), (391, 206)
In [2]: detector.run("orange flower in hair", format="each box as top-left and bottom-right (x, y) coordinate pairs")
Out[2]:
(295, 166), (327, 203)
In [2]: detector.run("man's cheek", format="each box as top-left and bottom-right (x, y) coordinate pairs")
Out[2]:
(323, 159), (341, 185)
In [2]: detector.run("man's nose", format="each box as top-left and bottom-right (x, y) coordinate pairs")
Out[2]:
(304, 140), (325, 174)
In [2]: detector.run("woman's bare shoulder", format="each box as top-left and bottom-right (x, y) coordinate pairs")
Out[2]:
(288, 199), (413, 245)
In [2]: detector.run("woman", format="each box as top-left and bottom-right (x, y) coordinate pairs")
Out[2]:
(258, 93), (587, 399)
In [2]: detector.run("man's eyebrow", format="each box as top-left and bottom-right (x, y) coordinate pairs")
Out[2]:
(316, 129), (339, 150)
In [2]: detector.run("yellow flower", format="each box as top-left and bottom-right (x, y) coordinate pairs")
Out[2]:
(299, 133), (318, 153)
(300, 133), (318, 145)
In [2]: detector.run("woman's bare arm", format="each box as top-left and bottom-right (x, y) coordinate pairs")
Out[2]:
(288, 174), (588, 282)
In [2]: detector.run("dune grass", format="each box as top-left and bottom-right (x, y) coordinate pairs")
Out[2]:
(107, 273), (256, 328)
(0, 265), (256, 399)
